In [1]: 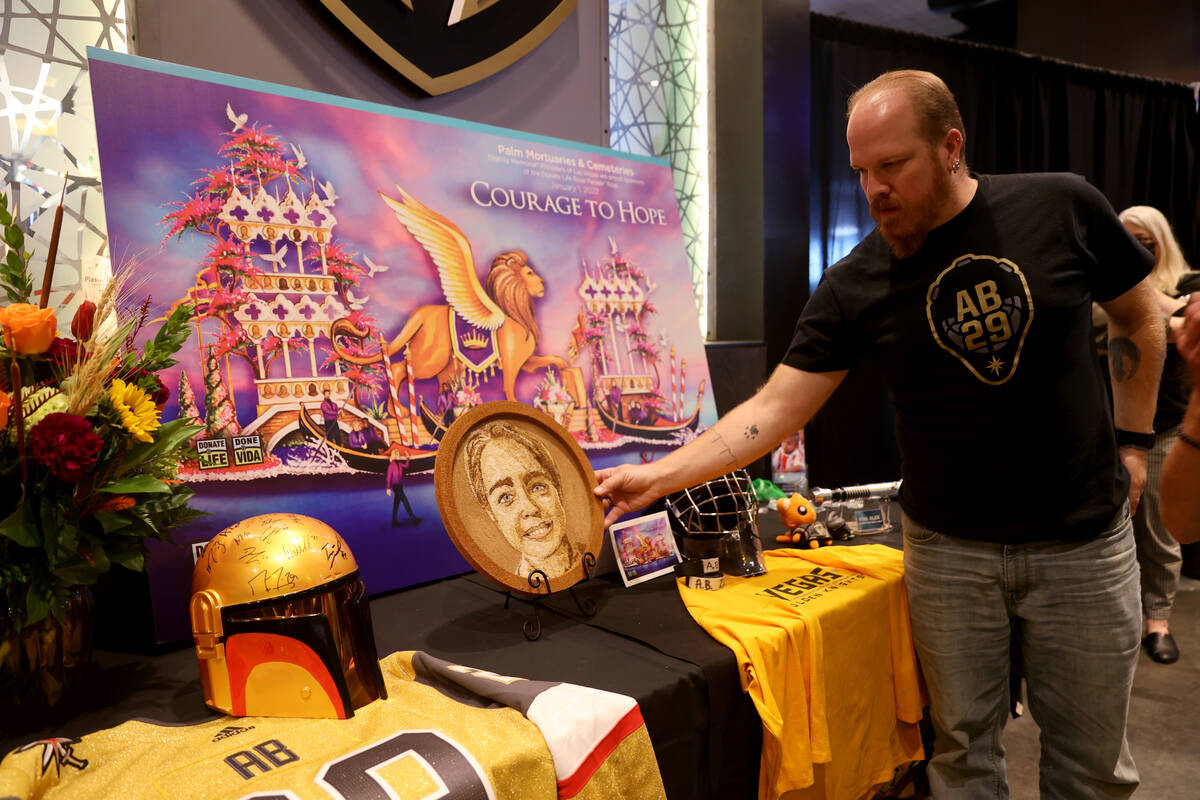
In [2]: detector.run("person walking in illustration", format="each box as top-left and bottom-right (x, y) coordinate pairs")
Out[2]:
(386, 444), (421, 526)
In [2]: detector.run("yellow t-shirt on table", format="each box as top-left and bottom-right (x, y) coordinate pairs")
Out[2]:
(679, 544), (926, 800)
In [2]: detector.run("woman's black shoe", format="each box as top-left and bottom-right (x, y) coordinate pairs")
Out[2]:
(1142, 632), (1180, 664)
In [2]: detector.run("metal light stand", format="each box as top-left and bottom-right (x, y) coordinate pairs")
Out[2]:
(503, 551), (598, 641)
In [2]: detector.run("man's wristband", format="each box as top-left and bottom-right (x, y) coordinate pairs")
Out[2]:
(1115, 428), (1155, 450)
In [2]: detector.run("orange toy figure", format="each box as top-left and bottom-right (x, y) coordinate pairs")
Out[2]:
(775, 493), (828, 547)
(778, 493), (817, 528)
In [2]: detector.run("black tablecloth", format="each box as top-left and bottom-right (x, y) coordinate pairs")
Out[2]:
(0, 510), (903, 799)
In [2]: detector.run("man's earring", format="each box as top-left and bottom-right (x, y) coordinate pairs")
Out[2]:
(952, 158), (961, 174)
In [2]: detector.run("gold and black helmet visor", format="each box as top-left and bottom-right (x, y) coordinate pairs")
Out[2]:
(221, 572), (386, 716)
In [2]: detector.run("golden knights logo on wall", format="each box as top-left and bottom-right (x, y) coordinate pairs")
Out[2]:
(318, 0), (578, 95)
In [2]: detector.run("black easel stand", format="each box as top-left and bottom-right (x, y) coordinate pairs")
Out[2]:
(503, 551), (598, 640)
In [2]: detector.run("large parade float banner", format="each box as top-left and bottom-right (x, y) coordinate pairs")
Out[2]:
(87, 49), (717, 642)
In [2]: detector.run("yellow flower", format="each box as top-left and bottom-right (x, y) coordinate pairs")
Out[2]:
(109, 378), (161, 443)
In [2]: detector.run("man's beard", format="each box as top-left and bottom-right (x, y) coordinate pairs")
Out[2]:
(872, 165), (953, 259)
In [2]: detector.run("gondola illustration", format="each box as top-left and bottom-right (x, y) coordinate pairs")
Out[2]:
(297, 405), (435, 474)
(594, 379), (706, 440)
(575, 239), (707, 441)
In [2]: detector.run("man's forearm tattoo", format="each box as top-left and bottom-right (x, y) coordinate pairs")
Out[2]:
(712, 433), (738, 468)
(1109, 336), (1140, 382)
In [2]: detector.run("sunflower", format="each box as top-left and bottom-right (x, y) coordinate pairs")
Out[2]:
(109, 378), (162, 443)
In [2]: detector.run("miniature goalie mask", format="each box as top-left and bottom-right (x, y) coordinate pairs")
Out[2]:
(190, 513), (387, 719)
(665, 469), (767, 586)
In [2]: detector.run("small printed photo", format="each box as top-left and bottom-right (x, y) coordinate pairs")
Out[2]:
(609, 511), (681, 588)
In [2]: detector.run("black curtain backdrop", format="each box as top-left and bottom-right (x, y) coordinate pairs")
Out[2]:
(763, 1), (811, 369)
(802, 13), (1200, 490)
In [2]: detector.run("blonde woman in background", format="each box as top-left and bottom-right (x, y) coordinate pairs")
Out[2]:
(1117, 205), (1200, 664)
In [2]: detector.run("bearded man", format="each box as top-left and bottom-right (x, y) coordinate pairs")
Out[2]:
(595, 69), (1164, 799)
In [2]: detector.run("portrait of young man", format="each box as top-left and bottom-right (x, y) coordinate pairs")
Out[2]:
(462, 420), (582, 581)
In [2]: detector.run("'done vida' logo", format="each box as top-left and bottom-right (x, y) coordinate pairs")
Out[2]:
(317, 0), (578, 95)
(925, 254), (1034, 385)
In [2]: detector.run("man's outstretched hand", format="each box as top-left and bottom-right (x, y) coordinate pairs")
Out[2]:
(594, 462), (667, 527)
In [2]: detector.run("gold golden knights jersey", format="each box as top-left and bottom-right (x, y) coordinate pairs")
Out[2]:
(0, 651), (666, 800)
(679, 545), (926, 800)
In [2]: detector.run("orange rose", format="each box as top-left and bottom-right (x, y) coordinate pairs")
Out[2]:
(0, 388), (9, 429)
(0, 303), (57, 355)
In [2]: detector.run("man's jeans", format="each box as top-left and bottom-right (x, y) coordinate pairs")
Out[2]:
(902, 506), (1140, 799)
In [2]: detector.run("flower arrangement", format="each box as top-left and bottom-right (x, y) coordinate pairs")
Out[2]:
(533, 367), (572, 408)
(0, 189), (204, 633)
(454, 382), (482, 410)
(641, 392), (667, 415)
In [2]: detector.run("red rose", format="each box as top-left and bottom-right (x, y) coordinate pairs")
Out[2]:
(29, 413), (104, 483)
(71, 300), (97, 342)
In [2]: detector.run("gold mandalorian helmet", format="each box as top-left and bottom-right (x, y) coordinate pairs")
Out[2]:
(190, 513), (386, 719)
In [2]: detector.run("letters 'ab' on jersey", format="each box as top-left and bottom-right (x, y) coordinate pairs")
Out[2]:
(0, 650), (666, 800)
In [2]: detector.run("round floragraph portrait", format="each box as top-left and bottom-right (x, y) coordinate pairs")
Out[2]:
(434, 401), (604, 594)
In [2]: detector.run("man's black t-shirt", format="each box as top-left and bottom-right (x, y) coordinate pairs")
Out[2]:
(784, 173), (1154, 543)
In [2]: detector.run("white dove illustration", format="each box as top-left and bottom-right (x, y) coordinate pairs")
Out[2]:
(290, 143), (307, 170)
(364, 254), (391, 278)
(225, 103), (247, 132)
(258, 243), (289, 268)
